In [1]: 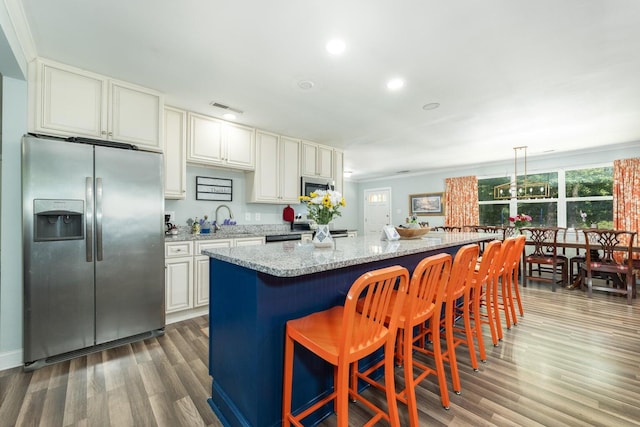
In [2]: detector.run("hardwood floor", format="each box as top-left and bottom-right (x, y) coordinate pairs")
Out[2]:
(1, 284), (640, 427)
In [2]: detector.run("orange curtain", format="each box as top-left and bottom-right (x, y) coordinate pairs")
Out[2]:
(444, 176), (479, 227)
(613, 158), (640, 234)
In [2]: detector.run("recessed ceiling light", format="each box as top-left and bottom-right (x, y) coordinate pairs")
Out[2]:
(343, 170), (353, 178)
(326, 39), (346, 55)
(297, 80), (315, 90)
(387, 78), (405, 91)
(422, 102), (440, 111)
(223, 113), (236, 120)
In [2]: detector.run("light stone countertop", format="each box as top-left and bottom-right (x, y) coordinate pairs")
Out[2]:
(202, 232), (494, 277)
(164, 224), (312, 242)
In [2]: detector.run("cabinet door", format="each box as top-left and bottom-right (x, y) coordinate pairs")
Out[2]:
(333, 149), (344, 194)
(109, 80), (163, 151)
(188, 113), (224, 165)
(254, 131), (280, 202)
(194, 240), (233, 307)
(279, 136), (301, 203)
(317, 144), (334, 179)
(300, 141), (318, 177)
(224, 122), (255, 170)
(164, 107), (187, 199)
(234, 237), (265, 246)
(165, 256), (193, 313)
(37, 60), (106, 138)
(194, 256), (211, 307)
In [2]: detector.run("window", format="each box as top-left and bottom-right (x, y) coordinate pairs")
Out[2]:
(565, 167), (613, 228)
(479, 167), (612, 228)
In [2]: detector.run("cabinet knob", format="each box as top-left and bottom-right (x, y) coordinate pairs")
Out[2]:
(101, 131), (107, 135)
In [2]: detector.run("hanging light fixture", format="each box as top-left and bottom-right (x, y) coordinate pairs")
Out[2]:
(493, 146), (550, 200)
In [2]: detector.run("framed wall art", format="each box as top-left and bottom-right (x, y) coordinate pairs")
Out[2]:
(196, 176), (233, 201)
(409, 192), (445, 216)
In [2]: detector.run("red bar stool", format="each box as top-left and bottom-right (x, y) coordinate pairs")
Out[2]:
(282, 265), (409, 427)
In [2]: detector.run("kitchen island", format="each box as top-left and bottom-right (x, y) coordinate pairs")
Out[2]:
(203, 232), (493, 427)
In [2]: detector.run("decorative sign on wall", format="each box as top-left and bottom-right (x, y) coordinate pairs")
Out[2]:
(196, 176), (233, 201)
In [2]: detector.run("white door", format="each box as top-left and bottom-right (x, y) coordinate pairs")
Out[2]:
(364, 188), (392, 235)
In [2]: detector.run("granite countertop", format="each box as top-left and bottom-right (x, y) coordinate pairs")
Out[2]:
(202, 232), (494, 277)
(164, 225), (312, 242)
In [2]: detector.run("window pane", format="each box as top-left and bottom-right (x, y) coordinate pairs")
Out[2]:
(516, 202), (558, 226)
(566, 200), (613, 229)
(565, 167), (613, 197)
(478, 177), (510, 201)
(479, 204), (510, 226)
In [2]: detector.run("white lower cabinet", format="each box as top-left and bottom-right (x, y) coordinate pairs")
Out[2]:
(194, 239), (233, 308)
(165, 241), (194, 313)
(165, 237), (264, 321)
(234, 236), (266, 246)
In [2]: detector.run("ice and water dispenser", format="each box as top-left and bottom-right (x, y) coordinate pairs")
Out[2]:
(33, 199), (84, 241)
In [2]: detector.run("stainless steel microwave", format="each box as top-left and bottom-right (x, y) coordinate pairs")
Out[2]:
(300, 177), (333, 197)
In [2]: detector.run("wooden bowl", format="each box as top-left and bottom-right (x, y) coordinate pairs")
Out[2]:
(395, 227), (431, 239)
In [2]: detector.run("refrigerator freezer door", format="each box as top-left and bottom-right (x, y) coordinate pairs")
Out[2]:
(94, 146), (165, 344)
(22, 137), (96, 362)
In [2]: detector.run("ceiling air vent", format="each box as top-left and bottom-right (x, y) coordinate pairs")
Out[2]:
(209, 102), (244, 115)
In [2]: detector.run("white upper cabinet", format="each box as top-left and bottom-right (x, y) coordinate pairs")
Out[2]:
(163, 107), (187, 199)
(187, 112), (255, 170)
(30, 58), (163, 152)
(301, 141), (333, 179)
(333, 148), (344, 194)
(247, 131), (300, 204)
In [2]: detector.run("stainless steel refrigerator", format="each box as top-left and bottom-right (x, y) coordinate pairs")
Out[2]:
(22, 134), (165, 369)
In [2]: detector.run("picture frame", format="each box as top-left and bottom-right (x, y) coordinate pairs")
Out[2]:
(196, 176), (233, 201)
(409, 192), (445, 216)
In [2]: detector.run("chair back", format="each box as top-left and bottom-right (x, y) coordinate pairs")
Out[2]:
(407, 253), (452, 324)
(521, 227), (561, 257)
(435, 226), (462, 232)
(446, 244), (480, 302)
(343, 265), (409, 360)
(583, 229), (637, 268)
(496, 237), (516, 277)
(510, 234), (526, 272)
(501, 226), (516, 240)
(475, 240), (502, 286)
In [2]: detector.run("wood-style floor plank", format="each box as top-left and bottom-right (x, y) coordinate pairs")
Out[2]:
(1, 286), (640, 426)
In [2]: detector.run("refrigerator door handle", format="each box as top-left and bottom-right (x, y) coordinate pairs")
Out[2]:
(96, 177), (103, 261)
(86, 177), (93, 262)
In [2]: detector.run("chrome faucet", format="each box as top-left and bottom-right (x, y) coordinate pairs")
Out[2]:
(214, 204), (234, 232)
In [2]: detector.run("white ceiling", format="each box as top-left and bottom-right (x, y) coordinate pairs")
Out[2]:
(18, 0), (640, 180)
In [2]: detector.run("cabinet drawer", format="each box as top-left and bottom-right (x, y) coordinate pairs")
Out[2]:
(165, 241), (193, 258)
(196, 239), (233, 254)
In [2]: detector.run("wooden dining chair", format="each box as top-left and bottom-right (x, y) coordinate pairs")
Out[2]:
(520, 227), (568, 291)
(434, 226), (462, 232)
(353, 253), (453, 425)
(282, 265), (409, 427)
(580, 229), (637, 305)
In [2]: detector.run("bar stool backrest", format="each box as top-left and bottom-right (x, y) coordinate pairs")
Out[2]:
(344, 266), (409, 359)
(408, 253), (452, 324)
(446, 244), (480, 303)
